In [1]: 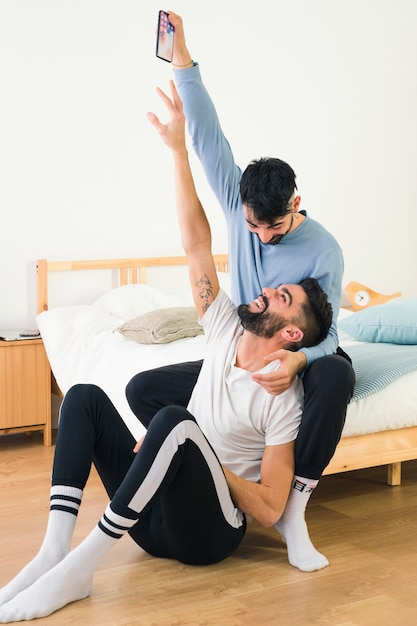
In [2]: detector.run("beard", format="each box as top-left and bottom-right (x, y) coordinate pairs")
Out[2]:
(262, 214), (294, 245)
(264, 233), (286, 245)
(237, 299), (288, 339)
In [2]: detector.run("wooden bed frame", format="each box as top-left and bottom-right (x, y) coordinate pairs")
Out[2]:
(36, 256), (417, 485)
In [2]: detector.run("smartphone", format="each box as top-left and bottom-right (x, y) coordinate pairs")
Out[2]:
(156, 10), (175, 63)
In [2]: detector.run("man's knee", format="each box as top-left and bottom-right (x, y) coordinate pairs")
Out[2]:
(146, 405), (197, 442)
(126, 371), (154, 403)
(126, 362), (202, 424)
(306, 354), (354, 385)
(125, 372), (158, 427)
(63, 383), (106, 408)
(304, 355), (355, 404)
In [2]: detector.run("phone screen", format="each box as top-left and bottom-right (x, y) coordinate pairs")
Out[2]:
(156, 10), (175, 62)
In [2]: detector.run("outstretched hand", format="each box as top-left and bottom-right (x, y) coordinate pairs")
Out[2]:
(147, 80), (187, 153)
(251, 349), (307, 395)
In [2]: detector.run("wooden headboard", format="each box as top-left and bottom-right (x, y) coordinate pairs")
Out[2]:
(36, 255), (229, 314)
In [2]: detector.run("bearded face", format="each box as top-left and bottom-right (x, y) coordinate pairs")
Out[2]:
(237, 296), (288, 339)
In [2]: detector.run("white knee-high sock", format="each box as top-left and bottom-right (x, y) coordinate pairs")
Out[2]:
(0, 503), (138, 623)
(275, 475), (329, 572)
(0, 485), (83, 607)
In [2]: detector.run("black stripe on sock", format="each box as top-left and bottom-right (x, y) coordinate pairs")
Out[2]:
(98, 520), (123, 539)
(50, 504), (79, 515)
(50, 494), (82, 506)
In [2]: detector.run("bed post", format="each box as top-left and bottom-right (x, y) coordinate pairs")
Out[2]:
(36, 259), (49, 314)
(387, 462), (401, 486)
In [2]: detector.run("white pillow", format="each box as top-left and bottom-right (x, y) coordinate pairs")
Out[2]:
(93, 284), (194, 321)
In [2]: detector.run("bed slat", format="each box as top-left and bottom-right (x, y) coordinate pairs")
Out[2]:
(36, 255), (229, 313)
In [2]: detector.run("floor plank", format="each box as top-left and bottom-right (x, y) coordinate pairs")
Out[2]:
(1, 432), (416, 625)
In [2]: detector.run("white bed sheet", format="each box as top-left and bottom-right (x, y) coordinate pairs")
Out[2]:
(36, 284), (417, 441)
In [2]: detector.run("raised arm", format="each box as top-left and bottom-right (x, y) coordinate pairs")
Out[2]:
(147, 81), (219, 318)
(168, 12), (243, 214)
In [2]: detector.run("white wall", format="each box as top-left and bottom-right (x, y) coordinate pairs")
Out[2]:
(1, 0), (416, 329)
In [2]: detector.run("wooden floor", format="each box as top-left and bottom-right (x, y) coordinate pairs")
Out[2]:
(1, 433), (417, 626)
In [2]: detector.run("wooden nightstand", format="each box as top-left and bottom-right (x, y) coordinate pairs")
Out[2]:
(0, 337), (52, 445)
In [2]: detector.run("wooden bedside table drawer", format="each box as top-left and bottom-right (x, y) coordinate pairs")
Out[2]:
(0, 339), (52, 445)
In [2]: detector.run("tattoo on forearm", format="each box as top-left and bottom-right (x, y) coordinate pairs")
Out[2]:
(196, 274), (214, 312)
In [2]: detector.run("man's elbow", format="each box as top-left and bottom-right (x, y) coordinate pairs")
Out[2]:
(258, 504), (285, 528)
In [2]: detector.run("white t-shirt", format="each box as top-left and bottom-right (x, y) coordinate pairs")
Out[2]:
(187, 289), (303, 483)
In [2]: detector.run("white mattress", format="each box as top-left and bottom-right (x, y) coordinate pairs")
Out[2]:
(36, 284), (417, 441)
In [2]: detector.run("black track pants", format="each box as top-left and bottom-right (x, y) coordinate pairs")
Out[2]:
(52, 384), (245, 565)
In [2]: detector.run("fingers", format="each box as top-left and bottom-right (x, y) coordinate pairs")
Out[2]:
(167, 11), (180, 24)
(263, 348), (285, 363)
(169, 80), (184, 116)
(166, 12), (183, 32)
(251, 372), (275, 387)
(147, 78), (185, 153)
(146, 111), (162, 131)
(146, 86), (174, 131)
(251, 375), (287, 395)
(158, 82), (183, 116)
(151, 83), (182, 117)
(169, 80), (183, 110)
(155, 85), (173, 107)
(252, 369), (291, 395)
(133, 435), (145, 453)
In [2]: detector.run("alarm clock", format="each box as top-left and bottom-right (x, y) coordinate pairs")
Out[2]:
(344, 281), (401, 311)
(353, 289), (371, 307)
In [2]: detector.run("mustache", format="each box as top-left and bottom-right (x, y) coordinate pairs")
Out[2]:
(240, 294), (269, 314)
(237, 297), (284, 339)
(237, 294), (268, 323)
(257, 294), (269, 310)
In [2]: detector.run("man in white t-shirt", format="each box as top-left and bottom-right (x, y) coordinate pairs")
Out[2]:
(0, 86), (332, 623)
(189, 288), (304, 486)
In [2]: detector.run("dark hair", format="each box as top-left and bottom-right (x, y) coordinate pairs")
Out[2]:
(294, 278), (333, 349)
(239, 157), (297, 224)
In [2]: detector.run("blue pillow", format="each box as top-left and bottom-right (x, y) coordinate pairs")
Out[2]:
(338, 298), (417, 344)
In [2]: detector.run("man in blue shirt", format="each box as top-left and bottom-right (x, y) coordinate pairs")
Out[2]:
(127, 12), (355, 572)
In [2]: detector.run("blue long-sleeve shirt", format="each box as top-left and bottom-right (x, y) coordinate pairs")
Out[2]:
(174, 63), (343, 367)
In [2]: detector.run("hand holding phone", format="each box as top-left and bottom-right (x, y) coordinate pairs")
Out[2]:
(156, 10), (175, 63)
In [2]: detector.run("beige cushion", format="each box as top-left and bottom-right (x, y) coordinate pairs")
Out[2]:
(117, 307), (203, 344)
